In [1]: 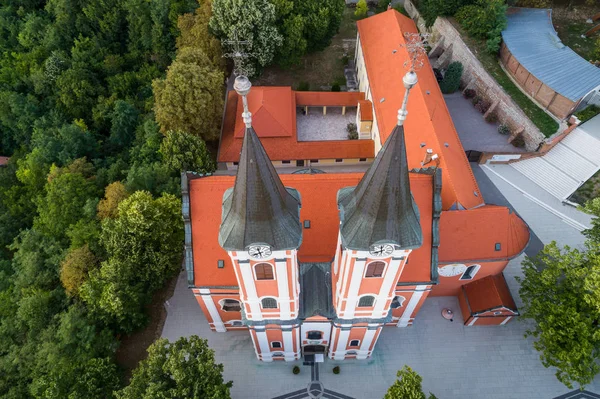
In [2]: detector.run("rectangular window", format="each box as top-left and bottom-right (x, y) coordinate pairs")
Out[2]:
(310, 159), (318, 163)
(460, 265), (479, 280)
(365, 262), (385, 278)
(282, 160), (291, 164)
(307, 331), (323, 340)
(335, 159), (343, 163)
(233, 162), (239, 166)
(271, 341), (282, 348)
(255, 264), (274, 280)
(296, 160), (305, 167)
(359, 158), (367, 162)
(349, 340), (360, 347)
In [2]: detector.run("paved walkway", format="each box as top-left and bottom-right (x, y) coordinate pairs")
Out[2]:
(444, 92), (526, 153)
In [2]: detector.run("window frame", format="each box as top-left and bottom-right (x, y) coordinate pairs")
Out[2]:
(219, 298), (242, 312)
(364, 261), (386, 278)
(254, 263), (275, 281)
(357, 295), (376, 308)
(260, 297), (278, 309)
(271, 341), (282, 349)
(459, 264), (481, 281)
(349, 339), (360, 347)
(306, 331), (323, 340)
(227, 320), (244, 327)
(390, 295), (405, 309)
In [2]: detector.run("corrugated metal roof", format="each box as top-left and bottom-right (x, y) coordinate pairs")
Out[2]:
(502, 8), (600, 101)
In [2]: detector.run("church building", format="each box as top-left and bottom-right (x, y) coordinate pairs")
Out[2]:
(182, 10), (530, 362)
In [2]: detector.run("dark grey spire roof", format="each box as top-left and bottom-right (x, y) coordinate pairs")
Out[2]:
(337, 125), (422, 251)
(219, 126), (302, 251)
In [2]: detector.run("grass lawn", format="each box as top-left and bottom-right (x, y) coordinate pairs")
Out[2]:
(447, 18), (559, 137)
(553, 5), (600, 61)
(253, 7), (358, 90)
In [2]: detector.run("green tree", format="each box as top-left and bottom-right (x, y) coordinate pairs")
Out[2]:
(384, 365), (437, 399)
(160, 130), (215, 173)
(81, 191), (183, 332)
(60, 244), (97, 297)
(152, 47), (224, 141)
(439, 61), (463, 94)
(176, 0), (224, 70)
(517, 242), (600, 388)
(210, 0), (283, 76)
(116, 336), (232, 399)
(455, 0), (507, 53)
(97, 181), (130, 220)
(419, 0), (472, 27)
(34, 165), (99, 240)
(355, 0), (368, 19)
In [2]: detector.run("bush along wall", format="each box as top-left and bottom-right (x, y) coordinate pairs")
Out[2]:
(439, 61), (463, 94)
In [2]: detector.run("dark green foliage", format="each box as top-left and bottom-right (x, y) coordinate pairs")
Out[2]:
(115, 336), (232, 399)
(331, 82), (341, 92)
(0, 0), (198, 396)
(297, 81), (310, 91)
(293, 365), (301, 374)
(439, 61), (463, 94)
(575, 105), (600, 123)
(455, 0), (507, 54)
(498, 124), (510, 135)
(419, 0), (473, 27)
(484, 111), (498, 123)
(463, 88), (476, 99)
(510, 132), (525, 148)
(347, 122), (358, 140)
(333, 365), (340, 374)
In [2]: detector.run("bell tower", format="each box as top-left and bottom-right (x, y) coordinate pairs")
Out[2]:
(218, 75), (303, 361)
(330, 71), (423, 360)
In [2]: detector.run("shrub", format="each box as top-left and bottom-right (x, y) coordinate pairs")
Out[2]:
(355, 0), (368, 19)
(575, 105), (600, 123)
(331, 83), (341, 92)
(347, 122), (358, 140)
(293, 366), (300, 375)
(472, 95), (482, 106)
(484, 111), (498, 123)
(342, 54), (349, 66)
(475, 99), (491, 114)
(393, 5), (409, 16)
(376, 0), (391, 13)
(516, 0), (551, 7)
(439, 61), (463, 94)
(420, 0), (470, 27)
(498, 124), (510, 135)
(463, 88), (476, 99)
(455, 0), (507, 54)
(297, 81), (310, 91)
(333, 366), (340, 374)
(511, 132), (526, 148)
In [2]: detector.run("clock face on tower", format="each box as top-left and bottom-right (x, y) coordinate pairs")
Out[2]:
(437, 264), (467, 277)
(369, 243), (394, 258)
(248, 244), (272, 259)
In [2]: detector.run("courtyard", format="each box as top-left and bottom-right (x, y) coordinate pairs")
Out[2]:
(296, 107), (357, 142)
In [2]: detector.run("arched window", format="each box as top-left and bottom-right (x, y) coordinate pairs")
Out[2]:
(220, 299), (241, 312)
(358, 295), (375, 307)
(261, 297), (278, 309)
(255, 263), (274, 280)
(391, 296), (405, 309)
(349, 339), (360, 347)
(365, 261), (386, 278)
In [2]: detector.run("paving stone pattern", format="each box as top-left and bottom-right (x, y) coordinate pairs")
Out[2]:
(296, 108), (356, 142)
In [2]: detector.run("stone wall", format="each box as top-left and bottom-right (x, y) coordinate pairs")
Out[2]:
(404, 0), (546, 152)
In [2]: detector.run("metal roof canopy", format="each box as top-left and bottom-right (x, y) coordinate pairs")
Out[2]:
(502, 8), (600, 102)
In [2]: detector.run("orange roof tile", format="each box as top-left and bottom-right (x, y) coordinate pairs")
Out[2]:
(438, 205), (530, 262)
(0, 157), (8, 166)
(190, 172), (435, 287)
(462, 274), (518, 313)
(358, 100), (373, 121)
(357, 10), (484, 210)
(295, 91), (365, 107)
(218, 90), (375, 163)
(233, 87), (294, 138)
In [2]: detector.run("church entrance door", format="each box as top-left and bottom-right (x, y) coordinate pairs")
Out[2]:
(302, 345), (327, 356)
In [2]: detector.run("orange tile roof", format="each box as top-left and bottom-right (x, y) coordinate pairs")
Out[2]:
(358, 100), (373, 121)
(462, 274), (518, 313)
(233, 87), (294, 139)
(218, 90), (375, 162)
(189, 172), (435, 287)
(295, 91), (365, 107)
(357, 10), (484, 210)
(438, 205), (530, 263)
(0, 157), (8, 166)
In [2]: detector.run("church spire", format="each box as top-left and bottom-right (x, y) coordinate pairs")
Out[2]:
(337, 71), (422, 251)
(218, 75), (302, 251)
